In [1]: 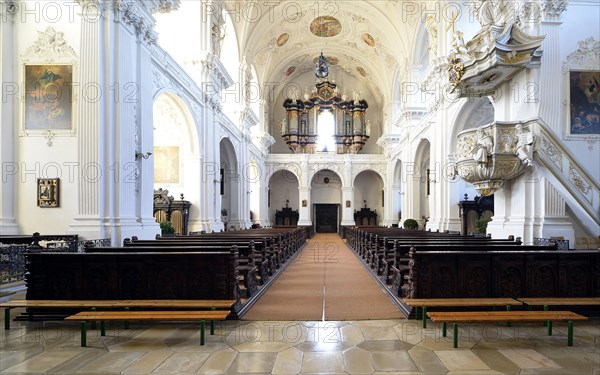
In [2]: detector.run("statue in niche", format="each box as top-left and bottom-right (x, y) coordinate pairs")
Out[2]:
(514, 124), (534, 166)
(472, 127), (494, 164)
(211, 14), (226, 56)
(425, 15), (438, 58)
(353, 91), (361, 105)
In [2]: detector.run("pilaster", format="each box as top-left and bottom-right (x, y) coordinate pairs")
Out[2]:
(0, 0), (18, 234)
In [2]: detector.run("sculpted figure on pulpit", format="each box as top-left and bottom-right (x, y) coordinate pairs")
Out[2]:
(472, 128), (494, 164)
(515, 124), (534, 166)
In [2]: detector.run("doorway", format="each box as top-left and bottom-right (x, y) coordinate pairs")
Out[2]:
(315, 204), (339, 233)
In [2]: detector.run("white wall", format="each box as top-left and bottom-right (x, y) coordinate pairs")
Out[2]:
(268, 171), (299, 223)
(558, 3), (600, 182)
(13, 3), (82, 235)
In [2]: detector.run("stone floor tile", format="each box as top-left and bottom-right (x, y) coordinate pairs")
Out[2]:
(294, 339), (353, 352)
(233, 340), (292, 352)
(371, 350), (419, 372)
(301, 352), (344, 373)
(46, 348), (108, 374)
(340, 323), (365, 346)
(152, 352), (210, 374)
(472, 349), (521, 374)
(121, 348), (173, 374)
(343, 346), (374, 374)
(272, 347), (303, 375)
(358, 340), (413, 351)
(3, 351), (80, 373)
(227, 352), (277, 374)
(408, 346), (447, 374)
(498, 349), (561, 369)
(435, 350), (491, 371)
(0, 344), (45, 371)
(76, 351), (146, 373)
(197, 348), (238, 374)
(361, 326), (400, 341)
(393, 321), (426, 345)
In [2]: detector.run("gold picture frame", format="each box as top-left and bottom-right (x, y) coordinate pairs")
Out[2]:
(37, 178), (59, 207)
(24, 64), (74, 131)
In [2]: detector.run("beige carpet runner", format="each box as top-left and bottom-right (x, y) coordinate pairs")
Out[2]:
(243, 233), (403, 321)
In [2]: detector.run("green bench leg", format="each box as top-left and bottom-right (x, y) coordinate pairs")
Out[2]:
(544, 305), (549, 327)
(567, 320), (574, 346)
(200, 320), (206, 345)
(415, 306), (419, 321)
(124, 307), (129, 329)
(81, 321), (87, 347)
(547, 320), (553, 336)
(91, 307), (96, 330)
(453, 323), (458, 348)
(211, 307), (215, 335)
(4, 308), (10, 330)
(442, 322), (447, 337)
(101, 321), (106, 336)
(422, 306), (427, 329)
(506, 305), (511, 327)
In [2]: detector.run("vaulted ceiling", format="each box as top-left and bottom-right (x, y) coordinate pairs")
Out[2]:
(224, 1), (418, 103)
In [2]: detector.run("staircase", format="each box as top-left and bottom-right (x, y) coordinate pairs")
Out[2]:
(531, 120), (599, 236)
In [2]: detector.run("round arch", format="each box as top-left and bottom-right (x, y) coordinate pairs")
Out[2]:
(310, 169), (343, 233)
(219, 137), (240, 230)
(268, 170), (300, 226)
(152, 92), (202, 234)
(353, 170), (385, 226)
(413, 138), (431, 228)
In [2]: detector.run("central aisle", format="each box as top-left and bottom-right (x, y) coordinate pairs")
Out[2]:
(243, 233), (404, 321)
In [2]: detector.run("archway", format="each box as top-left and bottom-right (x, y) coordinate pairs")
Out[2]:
(413, 139), (431, 229)
(451, 97), (495, 202)
(353, 170), (385, 226)
(152, 93), (201, 234)
(219, 138), (239, 230)
(268, 170), (300, 226)
(311, 170), (343, 233)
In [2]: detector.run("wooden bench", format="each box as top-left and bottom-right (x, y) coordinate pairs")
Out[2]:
(403, 298), (523, 328)
(517, 297), (600, 330)
(65, 310), (230, 346)
(0, 299), (235, 330)
(427, 310), (588, 348)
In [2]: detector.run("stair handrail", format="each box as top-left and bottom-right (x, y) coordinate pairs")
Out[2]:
(532, 119), (599, 225)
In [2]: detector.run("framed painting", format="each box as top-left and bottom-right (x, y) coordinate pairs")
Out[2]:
(24, 64), (74, 131)
(38, 178), (59, 207)
(567, 70), (600, 136)
(154, 146), (180, 184)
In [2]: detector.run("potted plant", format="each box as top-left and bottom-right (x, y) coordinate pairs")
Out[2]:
(403, 218), (419, 230)
(159, 221), (176, 237)
(474, 218), (491, 237)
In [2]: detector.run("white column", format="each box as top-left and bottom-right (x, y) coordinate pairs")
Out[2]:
(340, 187), (355, 226)
(0, 1), (18, 234)
(298, 187), (312, 226)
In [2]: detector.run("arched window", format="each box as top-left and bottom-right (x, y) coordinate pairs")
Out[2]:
(317, 110), (336, 153)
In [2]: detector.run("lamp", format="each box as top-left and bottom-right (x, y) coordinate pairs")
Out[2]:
(135, 151), (152, 160)
(315, 52), (329, 79)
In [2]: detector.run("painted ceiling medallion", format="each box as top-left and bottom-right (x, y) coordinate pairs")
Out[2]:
(277, 33), (290, 47)
(362, 33), (375, 47)
(285, 66), (296, 76)
(357, 67), (367, 77)
(310, 16), (342, 38)
(312, 55), (339, 65)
